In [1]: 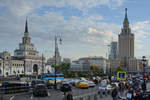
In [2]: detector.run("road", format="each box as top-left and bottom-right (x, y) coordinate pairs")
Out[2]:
(3, 82), (150, 100)
(3, 85), (112, 100)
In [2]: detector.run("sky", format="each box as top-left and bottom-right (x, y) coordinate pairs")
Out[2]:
(0, 0), (150, 60)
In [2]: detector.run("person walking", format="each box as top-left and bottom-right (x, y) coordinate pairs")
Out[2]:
(141, 81), (146, 92)
(112, 87), (118, 100)
(62, 92), (67, 100)
(67, 91), (73, 100)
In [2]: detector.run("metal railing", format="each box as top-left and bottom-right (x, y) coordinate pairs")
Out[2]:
(0, 86), (29, 94)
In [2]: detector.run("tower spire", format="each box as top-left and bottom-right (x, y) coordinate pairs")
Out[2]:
(25, 17), (28, 33)
(123, 8), (129, 29)
(125, 8), (128, 19)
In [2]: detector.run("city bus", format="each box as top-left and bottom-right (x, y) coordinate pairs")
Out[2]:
(41, 73), (64, 82)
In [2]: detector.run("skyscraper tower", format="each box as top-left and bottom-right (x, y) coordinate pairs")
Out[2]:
(118, 8), (134, 59)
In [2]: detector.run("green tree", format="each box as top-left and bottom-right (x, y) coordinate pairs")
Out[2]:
(90, 65), (103, 76)
(115, 66), (123, 73)
(51, 63), (71, 77)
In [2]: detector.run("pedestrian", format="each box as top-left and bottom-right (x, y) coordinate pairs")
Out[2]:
(67, 91), (73, 100)
(141, 81), (146, 92)
(111, 87), (118, 100)
(62, 92), (67, 100)
(126, 88), (134, 100)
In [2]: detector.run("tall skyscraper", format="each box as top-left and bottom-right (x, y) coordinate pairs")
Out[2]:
(118, 8), (134, 59)
(109, 41), (118, 60)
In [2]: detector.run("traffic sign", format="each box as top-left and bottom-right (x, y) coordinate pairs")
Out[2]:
(117, 71), (126, 80)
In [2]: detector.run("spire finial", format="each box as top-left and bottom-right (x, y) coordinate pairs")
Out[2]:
(125, 8), (127, 19)
(25, 17), (28, 33)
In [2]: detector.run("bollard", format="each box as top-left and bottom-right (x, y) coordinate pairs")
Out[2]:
(94, 94), (98, 100)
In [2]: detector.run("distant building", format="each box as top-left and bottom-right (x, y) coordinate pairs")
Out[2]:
(78, 56), (106, 73)
(70, 61), (90, 73)
(46, 39), (61, 66)
(109, 42), (118, 60)
(63, 58), (71, 64)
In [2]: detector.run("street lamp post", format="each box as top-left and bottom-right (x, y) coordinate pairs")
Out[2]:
(54, 35), (62, 89)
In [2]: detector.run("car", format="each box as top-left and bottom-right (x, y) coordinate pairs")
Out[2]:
(31, 80), (45, 87)
(98, 85), (107, 94)
(60, 83), (72, 92)
(33, 84), (48, 97)
(76, 81), (89, 88)
(87, 81), (95, 87)
(72, 79), (80, 86)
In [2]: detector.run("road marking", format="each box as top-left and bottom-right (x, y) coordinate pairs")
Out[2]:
(48, 92), (51, 97)
(10, 96), (15, 100)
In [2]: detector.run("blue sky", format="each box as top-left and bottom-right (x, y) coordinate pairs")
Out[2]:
(0, 0), (150, 60)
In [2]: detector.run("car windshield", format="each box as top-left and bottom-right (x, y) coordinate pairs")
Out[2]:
(36, 81), (45, 84)
(35, 85), (46, 89)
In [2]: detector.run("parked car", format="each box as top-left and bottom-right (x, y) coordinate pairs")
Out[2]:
(33, 84), (48, 97)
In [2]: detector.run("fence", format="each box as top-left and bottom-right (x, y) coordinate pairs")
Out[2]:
(0, 86), (29, 94)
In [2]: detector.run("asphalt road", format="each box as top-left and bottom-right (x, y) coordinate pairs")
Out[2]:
(4, 83), (150, 100)
(3, 85), (112, 100)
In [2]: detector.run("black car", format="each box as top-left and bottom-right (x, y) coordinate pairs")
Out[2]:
(33, 84), (48, 97)
(60, 83), (72, 92)
(31, 80), (45, 87)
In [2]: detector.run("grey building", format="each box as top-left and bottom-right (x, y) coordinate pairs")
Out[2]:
(79, 56), (106, 73)
(14, 19), (44, 75)
(109, 42), (118, 60)
(63, 58), (71, 64)
(70, 61), (90, 73)
(118, 8), (134, 59)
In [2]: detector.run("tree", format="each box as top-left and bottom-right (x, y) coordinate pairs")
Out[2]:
(51, 63), (71, 77)
(115, 66), (123, 73)
(90, 65), (103, 76)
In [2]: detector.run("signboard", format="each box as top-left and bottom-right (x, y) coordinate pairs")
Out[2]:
(117, 71), (126, 80)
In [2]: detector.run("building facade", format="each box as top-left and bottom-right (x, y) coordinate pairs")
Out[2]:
(109, 41), (118, 60)
(63, 58), (71, 64)
(118, 8), (134, 59)
(78, 56), (106, 73)
(70, 61), (90, 73)
(0, 19), (45, 76)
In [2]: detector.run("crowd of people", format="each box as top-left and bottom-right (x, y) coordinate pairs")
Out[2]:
(111, 77), (150, 100)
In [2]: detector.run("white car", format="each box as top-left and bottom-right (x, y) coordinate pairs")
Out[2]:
(88, 81), (95, 87)
(99, 85), (107, 92)
(106, 84), (113, 91)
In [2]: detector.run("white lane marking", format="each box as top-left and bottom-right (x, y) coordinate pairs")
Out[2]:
(48, 92), (51, 97)
(10, 96), (15, 100)
(30, 95), (33, 100)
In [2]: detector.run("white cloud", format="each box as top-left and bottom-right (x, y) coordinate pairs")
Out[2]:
(131, 20), (150, 50)
(0, 0), (126, 59)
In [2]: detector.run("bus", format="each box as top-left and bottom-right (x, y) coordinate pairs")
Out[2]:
(41, 73), (64, 82)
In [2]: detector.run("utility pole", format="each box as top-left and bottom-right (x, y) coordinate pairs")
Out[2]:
(54, 35), (62, 89)
(42, 53), (44, 74)
(3, 51), (4, 77)
(54, 36), (57, 89)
